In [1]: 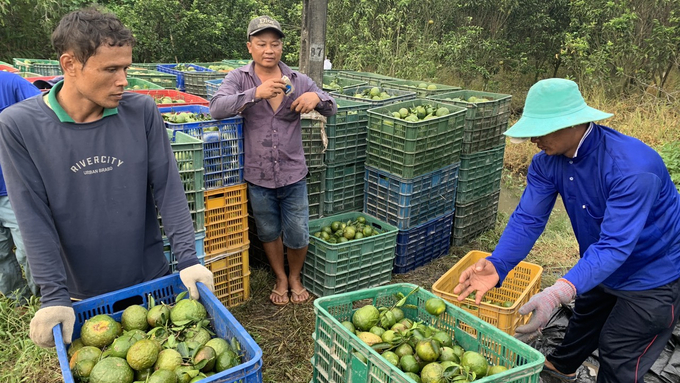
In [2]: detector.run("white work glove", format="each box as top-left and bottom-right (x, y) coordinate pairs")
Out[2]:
(514, 279), (576, 343)
(30, 306), (75, 348)
(179, 264), (214, 300)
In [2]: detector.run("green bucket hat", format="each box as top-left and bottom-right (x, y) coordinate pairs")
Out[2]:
(504, 78), (613, 143)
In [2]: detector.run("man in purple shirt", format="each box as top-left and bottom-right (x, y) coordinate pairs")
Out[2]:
(210, 15), (337, 305)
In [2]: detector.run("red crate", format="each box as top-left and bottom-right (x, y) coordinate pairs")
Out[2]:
(0, 64), (19, 73)
(129, 89), (209, 107)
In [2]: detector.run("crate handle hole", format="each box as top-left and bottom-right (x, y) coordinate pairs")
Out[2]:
(112, 295), (145, 312)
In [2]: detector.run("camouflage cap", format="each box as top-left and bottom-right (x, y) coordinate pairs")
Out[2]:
(247, 15), (285, 39)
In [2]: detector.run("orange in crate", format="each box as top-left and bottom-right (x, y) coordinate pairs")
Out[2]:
(204, 184), (249, 262)
(206, 244), (251, 307)
(432, 250), (542, 335)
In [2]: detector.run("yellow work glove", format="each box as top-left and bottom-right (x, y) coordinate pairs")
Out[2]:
(29, 306), (75, 348)
(179, 264), (214, 300)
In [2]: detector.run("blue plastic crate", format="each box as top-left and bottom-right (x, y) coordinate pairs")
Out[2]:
(363, 163), (459, 230)
(160, 105), (245, 189)
(393, 212), (454, 274)
(54, 274), (263, 383)
(163, 230), (206, 273)
(206, 78), (223, 99)
(156, 63), (212, 91)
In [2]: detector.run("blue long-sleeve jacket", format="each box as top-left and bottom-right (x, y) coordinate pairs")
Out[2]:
(488, 124), (680, 293)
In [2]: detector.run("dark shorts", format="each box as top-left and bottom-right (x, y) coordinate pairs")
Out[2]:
(248, 179), (309, 249)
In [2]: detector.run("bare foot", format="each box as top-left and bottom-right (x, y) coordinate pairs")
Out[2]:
(289, 276), (309, 303)
(270, 279), (289, 306)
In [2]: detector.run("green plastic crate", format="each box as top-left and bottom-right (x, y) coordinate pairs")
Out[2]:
(331, 85), (417, 107)
(304, 212), (398, 297)
(457, 144), (505, 204)
(126, 69), (177, 89)
(428, 90), (512, 154)
(131, 62), (167, 70)
(383, 79), (462, 98)
(166, 129), (204, 193)
(125, 77), (164, 90)
(322, 74), (367, 92)
(452, 190), (500, 246)
(308, 166), (326, 220)
(335, 70), (400, 86)
(365, 100), (466, 178)
(323, 161), (365, 215)
(325, 99), (370, 164)
(428, 90), (512, 119)
(302, 114), (326, 169)
(222, 59), (252, 67)
(312, 283), (544, 383)
(185, 70), (229, 97)
(17, 72), (41, 78)
(13, 58), (61, 76)
(158, 190), (206, 236)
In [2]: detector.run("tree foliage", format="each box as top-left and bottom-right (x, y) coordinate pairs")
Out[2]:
(1, 0), (679, 96)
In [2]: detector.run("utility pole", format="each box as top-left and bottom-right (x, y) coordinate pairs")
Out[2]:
(299, 0), (328, 87)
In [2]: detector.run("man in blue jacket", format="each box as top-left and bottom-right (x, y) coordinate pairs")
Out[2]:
(0, 72), (41, 301)
(454, 78), (680, 382)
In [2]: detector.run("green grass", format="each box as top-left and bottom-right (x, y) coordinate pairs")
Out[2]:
(0, 295), (61, 382)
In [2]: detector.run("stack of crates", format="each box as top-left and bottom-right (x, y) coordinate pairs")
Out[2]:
(322, 99), (371, 216)
(162, 129), (206, 272)
(160, 106), (250, 307)
(203, 184), (251, 307)
(301, 112), (327, 220)
(428, 90), (512, 246)
(364, 100), (467, 273)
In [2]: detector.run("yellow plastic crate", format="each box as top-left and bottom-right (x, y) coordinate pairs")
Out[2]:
(206, 244), (251, 307)
(204, 184), (249, 261)
(432, 250), (542, 335)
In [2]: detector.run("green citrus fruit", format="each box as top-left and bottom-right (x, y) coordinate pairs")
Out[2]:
(193, 345), (217, 372)
(108, 333), (139, 358)
(352, 305), (380, 331)
(394, 343), (413, 358)
(122, 305), (149, 331)
(154, 348), (183, 371)
(405, 371), (421, 383)
(89, 356), (134, 383)
(488, 365), (509, 375)
(341, 321), (356, 333)
(148, 368), (178, 383)
(185, 327), (211, 348)
(147, 305), (171, 327)
(126, 339), (160, 370)
(461, 351), (489, 379)
(205, 337), (230, 357)
(420, 362), (444, 383)
(174, 366), (198, 383)
(69, 345), (102, 369)
(382, 351), (400, 366)
(416, 340), (441, 362)
(400, 354), (420, 373)
(425, 298), (446, 316)
(67, 338), (84, 360)
(81, 314), (120, 348)
(170, 299), (207, 324)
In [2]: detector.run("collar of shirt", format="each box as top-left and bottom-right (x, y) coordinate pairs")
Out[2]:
(44, 80), (118, 123)
(572, 122), (594, 158)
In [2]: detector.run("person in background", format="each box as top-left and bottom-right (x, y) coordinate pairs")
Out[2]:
(210, 15), (337, 305)
(0, 71), (41, 302)
(454, 78), (680, 382)
(0, 7), (213, 348)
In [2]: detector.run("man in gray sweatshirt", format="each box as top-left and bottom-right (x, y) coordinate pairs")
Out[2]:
(0, 7), (213, 348)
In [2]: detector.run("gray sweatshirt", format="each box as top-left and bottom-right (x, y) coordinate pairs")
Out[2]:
(0, 90), (198, 307)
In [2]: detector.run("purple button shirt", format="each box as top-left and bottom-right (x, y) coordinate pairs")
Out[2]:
(209, 62), (337, 188)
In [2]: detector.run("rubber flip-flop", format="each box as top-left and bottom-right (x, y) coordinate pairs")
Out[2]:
(270, 286), (289, 306)
(290, 288), (310, 304)
(541, 365), (577, 382)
